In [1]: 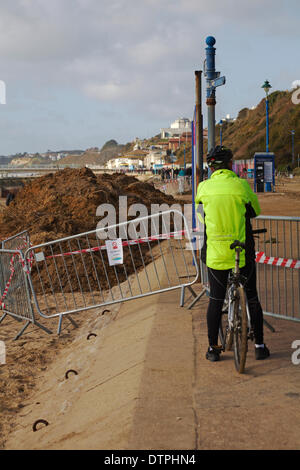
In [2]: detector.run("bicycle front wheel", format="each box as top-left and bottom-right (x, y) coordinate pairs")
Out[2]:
(233, 287), (248, 373)
(218, 293), (233, 351)
(219, 312), (233, 352)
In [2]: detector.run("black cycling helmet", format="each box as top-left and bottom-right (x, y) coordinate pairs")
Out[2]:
(206, 145), (233, 169)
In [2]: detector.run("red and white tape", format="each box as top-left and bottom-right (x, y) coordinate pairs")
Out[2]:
(0, 238), (33, 310)
(25, 232), (300, 271)
(255, 251), (300, 269)
(39, 229), (188, 260)
(2, 231), (298, 311)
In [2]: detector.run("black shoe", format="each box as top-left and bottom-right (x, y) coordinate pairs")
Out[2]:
(206, 345), (222, 362)
(255, 344), (270, 360)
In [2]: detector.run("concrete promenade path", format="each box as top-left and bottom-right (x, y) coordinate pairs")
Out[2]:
(4, 254), (300, 450)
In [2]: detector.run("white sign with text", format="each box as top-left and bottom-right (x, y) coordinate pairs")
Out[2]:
(105, 239), (124, 266)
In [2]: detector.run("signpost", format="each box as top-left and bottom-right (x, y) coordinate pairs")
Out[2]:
(204, 36), (226, 154)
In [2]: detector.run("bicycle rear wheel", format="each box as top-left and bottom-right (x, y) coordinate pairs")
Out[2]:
(233, 286), (248, 373)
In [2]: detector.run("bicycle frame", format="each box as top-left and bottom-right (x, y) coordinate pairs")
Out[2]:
(227, 247), (252, 336)
(219, 228), (269, 371)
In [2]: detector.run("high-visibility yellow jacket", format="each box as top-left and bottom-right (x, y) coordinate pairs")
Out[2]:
(195, 169), (261, 270)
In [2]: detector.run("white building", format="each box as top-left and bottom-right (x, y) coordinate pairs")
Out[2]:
(144, 151), (167, 168)
(160, 118), (192, 139)
(221, 114), (236, 123)
(106, 156), (144, 170)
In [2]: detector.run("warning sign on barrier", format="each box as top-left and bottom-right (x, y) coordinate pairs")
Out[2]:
(105, 238), (124, 266)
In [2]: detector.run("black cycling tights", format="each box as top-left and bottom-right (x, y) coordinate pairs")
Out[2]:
(207, 262), (264, 346)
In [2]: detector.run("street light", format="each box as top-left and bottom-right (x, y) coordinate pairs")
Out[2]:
(261, 80), (272, 152)
(183, 129), (187, 170)
(291, 130), (295, 166)
(219, 119), (223, 146)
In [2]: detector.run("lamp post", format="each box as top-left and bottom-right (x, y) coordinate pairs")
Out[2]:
(261, 80), (272, 152)
(219, 119), (223, 146)
(183, 129), (187, 170)
(291, 130), (295, 166)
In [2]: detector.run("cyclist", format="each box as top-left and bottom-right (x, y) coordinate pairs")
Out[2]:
(195, 145), (270, 362)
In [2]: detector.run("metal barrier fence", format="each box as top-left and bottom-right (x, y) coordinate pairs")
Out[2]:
(254, 215), (300, 322)
(0, 248), (52, 339)
(184, 215), (300, 323)
(0, 230), (40, 338)
(0, 210), (198, 337)
(1, 230), (30, 250)
(0, 249), (33, 322)
(25, 210), (198, 333)
(0, 231), (35, 337)
(159, 176), (192, 195)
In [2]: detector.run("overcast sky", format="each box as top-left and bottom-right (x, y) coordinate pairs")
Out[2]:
(0, 0), (299, 155)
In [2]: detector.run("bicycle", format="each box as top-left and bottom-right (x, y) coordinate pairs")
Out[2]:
(218, 228), (267, 373)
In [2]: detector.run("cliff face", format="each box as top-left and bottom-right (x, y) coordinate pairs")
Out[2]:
(60, 140), (134, 166)
(218, 89), (300, 166)
(60, 148), (121, 166)
(177, 89), (300, 167)
(9, 157), (52, 166)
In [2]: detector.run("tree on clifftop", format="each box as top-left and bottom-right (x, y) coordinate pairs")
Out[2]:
(101, 139), (118, 150)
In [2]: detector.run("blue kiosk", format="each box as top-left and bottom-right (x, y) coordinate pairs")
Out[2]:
(253, 152), (275, 192)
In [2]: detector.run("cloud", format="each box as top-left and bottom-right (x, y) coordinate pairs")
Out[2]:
(84, 82), (131, 101)
(0, 0), (299, 153)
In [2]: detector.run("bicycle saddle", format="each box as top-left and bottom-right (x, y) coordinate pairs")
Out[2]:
(230, 240), (246, 250)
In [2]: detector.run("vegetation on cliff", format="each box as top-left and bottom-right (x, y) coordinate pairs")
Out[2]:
(177, 89), (300, 168)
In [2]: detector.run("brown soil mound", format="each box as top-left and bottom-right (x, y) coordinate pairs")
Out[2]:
(0, 168), (178, 294)
(1, 168), (175, 239)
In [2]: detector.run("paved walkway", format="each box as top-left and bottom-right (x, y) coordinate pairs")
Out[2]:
(4, 255), (300, 450)
(191, 293), (300, 449)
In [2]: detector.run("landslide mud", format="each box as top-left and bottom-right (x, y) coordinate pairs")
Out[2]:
(0, 168), (177, 294)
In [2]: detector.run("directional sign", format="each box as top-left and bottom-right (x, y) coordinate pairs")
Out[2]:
(209, 76), (226, 88)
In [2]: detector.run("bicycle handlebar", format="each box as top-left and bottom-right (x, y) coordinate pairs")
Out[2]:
(252, 228), (267, 234)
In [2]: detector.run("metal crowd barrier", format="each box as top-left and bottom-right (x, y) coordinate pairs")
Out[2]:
(0, 210), (199, 338)
(254, 215), (300, 322)
(160, 176), (192, 195)
(0, 248), (52, 339)
(0, 231), (53, 339)
(1, 230), (30, 250)
(0, 249), (33, 322)
(0, 231), (32, 326)
(183, 215), (300, 323)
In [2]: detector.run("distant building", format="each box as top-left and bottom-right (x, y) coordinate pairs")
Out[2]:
(156, 141), (170, 151)
(167, 129), (209, 152)
(144, 150), (167, 168)
(168, 138), (180, 152)
(160, 117), (192, 139)
(221, 114), (235, 123)
(106, 152), (146, 170)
